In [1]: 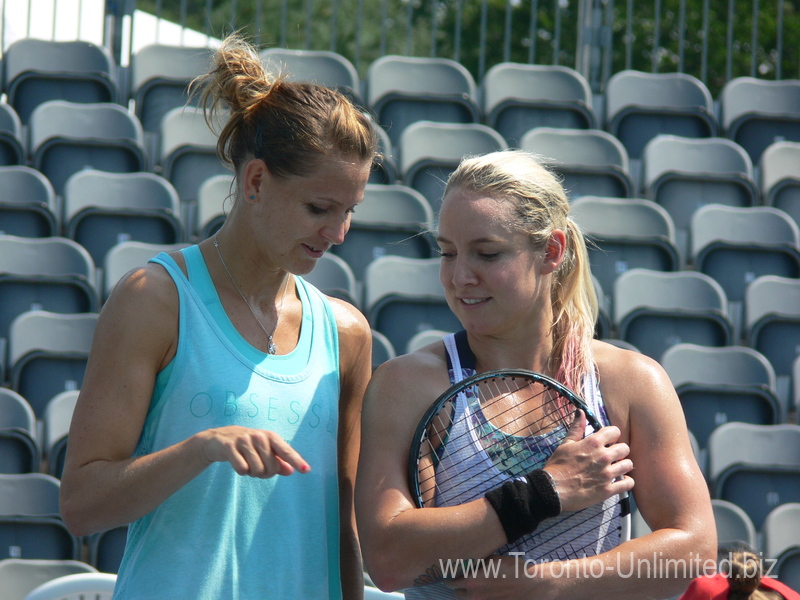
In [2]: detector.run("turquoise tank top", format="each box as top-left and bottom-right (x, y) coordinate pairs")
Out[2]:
(113, 245), (343, 600)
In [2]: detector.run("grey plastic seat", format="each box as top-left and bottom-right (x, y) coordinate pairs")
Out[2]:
(63, 169), (183, 267)
(720, 77), (800, 164)
(23, 572), (116, 600)
(481, 62), (595, 144)
(370, 330), (396, 372)
(28, 101), (147, 197)
(570, 196), (680, 301)
(707, 422), (800, 530)
(41, 390), (79, 479)
(103, 241), (189, 302)
(0, 102), (25, 166)
(519, 128), (633, 200)
(369, 119), (399, 185)
(613, 269), (733, 361)
(8, 311), (98, 419)
(661, 343), (781, 452)
(196, 174), (234, 240)
(0, 473), (80, 560)
(159, 106), (230, 205)
(0, 389), (40, 475)
(761, 141), (800, 229)
(332, 183), (434, 285)
(88, 526), (128, 575)
(405, 329), (452, 354)
(593, 275), (612, 340)
(762, 503), (800, 591)
(260, 47), (361, 105)
(604, 70), (717, 160)
(690, 205), (800, 335)
(130, 44), (214, 133)
(745, 275), (800, 404)
(364, 256), (461, 358)
(2, 38), (117, 124)
(794, 355), (800, 418)
(642, 135), (759, 258)
(301, 253), (360, 307)
(366, 55), (480, 148)
(0, 559), (97, 600)
(710, 499), (757, 548)
(0, 166), (58, 238)
(399, 121), (507, 212)
(0, 235), (97, 347)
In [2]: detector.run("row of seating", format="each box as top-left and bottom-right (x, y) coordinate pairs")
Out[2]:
(2, 38), (799, 162)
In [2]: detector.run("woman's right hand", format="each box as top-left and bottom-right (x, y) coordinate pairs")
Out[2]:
(543, 411), (634, 513)
(197, 426), (311, 478)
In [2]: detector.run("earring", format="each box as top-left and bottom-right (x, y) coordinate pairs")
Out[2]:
(250, 195), (256, 200)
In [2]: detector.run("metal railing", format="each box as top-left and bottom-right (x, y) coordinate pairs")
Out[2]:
(1, 0), (798, 95)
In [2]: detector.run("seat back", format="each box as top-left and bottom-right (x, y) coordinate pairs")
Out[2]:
(63, 170), (182, 266)
(605, 70), (716, 159)
(399, 121), (507, 212)
(0, 389), (40, 475)
(761, 141), (800, 229)
(0, 166), (57, 238)
(260, 48), (361, 104)
(42, 391), (80, 479)
(0, 559), (97, 600)
(481, 62), (595, 143)
(745, 275), (800, 379)
(301, 253), (359, 307)
(103, 241), (189, 302)
(0, 102), (25, 166)
(196, 174), (234, 240)
(711, 499), (757, 548)
(2, 39), (117, 124)
(366, 55), (480, 147)
(23, 572), (117, 600)
(720, 77), (800, 163)
(520, 128), (632, 199)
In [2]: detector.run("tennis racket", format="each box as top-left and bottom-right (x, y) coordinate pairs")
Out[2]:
(408, 368), (630, 565)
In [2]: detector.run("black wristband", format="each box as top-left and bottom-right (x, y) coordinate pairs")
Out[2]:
(484, 469), (562, 544)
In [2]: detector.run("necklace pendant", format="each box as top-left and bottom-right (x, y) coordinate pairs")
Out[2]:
(267, 337), (277, 355)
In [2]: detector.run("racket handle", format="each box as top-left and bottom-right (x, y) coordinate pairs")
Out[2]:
(485, 469), (561, 544)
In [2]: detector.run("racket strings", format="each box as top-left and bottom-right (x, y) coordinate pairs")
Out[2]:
(418, 377), (572, 507)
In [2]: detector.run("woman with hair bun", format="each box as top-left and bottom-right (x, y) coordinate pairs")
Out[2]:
(356, 150), (716, 598)
(60, 34), (377, 599)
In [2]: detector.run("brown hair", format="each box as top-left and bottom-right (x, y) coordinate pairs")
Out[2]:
(724, 551), (784, 600)
(190, 35), (377, 181)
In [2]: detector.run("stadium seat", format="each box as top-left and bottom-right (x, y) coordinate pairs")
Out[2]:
(0, 166), (58, 238)
(28, 101), (147, 197)
(0, 559), (97, 600)
(88, 526), (128, 575)
(0, 102), (25, 166)
(8, 311), (98, 419)
(710, 499), (757, 548)
(369, 120), (399, 185)
(405, 329), (451, 354)
(481, 62), (595, 144)
(604, 70), (717, 160)
(613, 269), (733, 361)
(707, 422), (800, 530)
(23, 572), (116, 600)
(63, 169), (183, 267)
(661, 344), (781, 453)
(159, 105), (230, 205)
(0, 235), (97, 353)
(519, 128), (633, 200)
(129, 43), (213, 133)
(366, 55), (480, 148)
(794, 355), (800, 418)
(103, 241), (189, 302)
(760, 141), (800, 229)
(370, 330), (396, 372)
(720, 77), (800, 164)
(570, 196), (680, 303)
(2, 38), (117, 124)
(332, 184), (434, 286)
(399, 121), (507, 212)
(0, 473), (80, 560)
(641, 135), (759, 258)
(260, 47), (362, 105)
(364, 256), (461, 358)
(41, 390), (79, 479)
(195, 174), (233, 240)
(302, 253), (360, 307)
(594, 275), (612, 340)
(762, 503), (800, 591)
(0, 389), (40, 475)
(745, 275), (800, 405)
(690, 204), (800, 334)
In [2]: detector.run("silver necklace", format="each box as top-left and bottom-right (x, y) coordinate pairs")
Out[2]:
(213, 236), (289, 355)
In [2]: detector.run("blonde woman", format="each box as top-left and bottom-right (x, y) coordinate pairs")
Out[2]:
(60, 35), (377, 599)
(356, 150), (715, 599)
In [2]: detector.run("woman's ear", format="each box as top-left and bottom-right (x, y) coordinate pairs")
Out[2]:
(242, 158), (269, 203)
(541, 229), (567, 274)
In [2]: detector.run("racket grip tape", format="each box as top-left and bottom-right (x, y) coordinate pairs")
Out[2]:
(484, 469), (561, 544)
